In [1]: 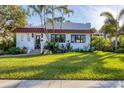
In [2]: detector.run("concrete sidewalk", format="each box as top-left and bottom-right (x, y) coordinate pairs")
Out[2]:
(0, 80), (124, 88)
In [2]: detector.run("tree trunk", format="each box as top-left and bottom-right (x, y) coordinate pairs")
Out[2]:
(52, 5), (55, 33)
(60, 13), (64, 33)
(115, 32), (118, 50)
(43, 7), (49, 41)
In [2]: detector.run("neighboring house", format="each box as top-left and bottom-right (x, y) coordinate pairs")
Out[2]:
(13, 22), (93, 53)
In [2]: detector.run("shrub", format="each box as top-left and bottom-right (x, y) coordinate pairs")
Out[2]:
(44, 41), (60, 53)
(8, 47), (24, 54)
(22, 47), (28, 53)
(0, 50), (4, 55)
(44, 41), (73, 53)
(118, 35), (124, 48)
(66, 41), (72, 52)
(72, 48), (84, 52)
(0, 37), (16, 51)
(115, 48), (124, 53)
(59, 44), (66, 53)
(0, 43), (4, 50)
(102, 40), (114, 52)
(91, 36), (114, 52)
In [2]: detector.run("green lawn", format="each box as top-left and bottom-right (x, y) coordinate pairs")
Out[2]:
(0, 51), (124, 80)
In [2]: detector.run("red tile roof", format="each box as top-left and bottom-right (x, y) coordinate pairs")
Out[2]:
(12, 27), (93, 33)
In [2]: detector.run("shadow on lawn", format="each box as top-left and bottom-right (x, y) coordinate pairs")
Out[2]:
(0, 52), (124, 80)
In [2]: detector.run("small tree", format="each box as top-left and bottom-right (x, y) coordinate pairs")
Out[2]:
(100, 8), (124, 50)
(0, 5), (27, 50)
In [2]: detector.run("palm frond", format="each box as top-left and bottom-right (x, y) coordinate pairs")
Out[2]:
(54, 17), (65, 22)
(119, 23), (124, 33)
(100, 23), (116, 35)
(100, 12), (114, 19)
(118, 8), (124, 20)
(100, 12), (117, 25)
(47, 18), (54, 24)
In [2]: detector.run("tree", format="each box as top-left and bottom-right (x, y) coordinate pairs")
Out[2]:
(57, 5), (73, 32)
(28, 5), (49, 40)
(28, 5), (44, 26)
(91, 27), (97, 33)
(0, 5), (27, 50)
(46, 5), (74, 33)
(45, 5), (56, 33)
(100, 24), (116, 39)
(100, 8), (124, 50)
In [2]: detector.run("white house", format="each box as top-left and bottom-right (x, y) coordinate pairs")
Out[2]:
(13, 22), (93, 53)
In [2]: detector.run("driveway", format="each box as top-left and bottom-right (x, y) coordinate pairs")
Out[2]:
(0, 80), (124, 88)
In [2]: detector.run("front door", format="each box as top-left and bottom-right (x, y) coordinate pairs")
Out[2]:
(35, 35), (41, 49)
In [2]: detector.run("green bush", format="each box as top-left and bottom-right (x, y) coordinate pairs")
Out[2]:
(44, 41), (60, 53)
(44, 41), (73, 53)
(0, 38), (16, 51)
(0, 43), (4, 50)
(8, 47), (24, 55)
(59, 44), (66, 53)
(91, 36), (114, 52)
(118, 35), (124, 48)
(72, 48), (84, 52)
(66, 41), (72, 52)
(115, 48), (124, 53)
(0, 50), (4, 55)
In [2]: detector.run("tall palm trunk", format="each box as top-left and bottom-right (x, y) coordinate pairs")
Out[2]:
(104, 33), (107, 40)
(43, 6), (49, 41)
(115, 32), (118, 50)
(60, 13), (64, 33)
(51, 5), (55, 33)
(115, 21), (119, 51)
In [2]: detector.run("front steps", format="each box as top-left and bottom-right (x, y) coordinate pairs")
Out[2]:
(29, 49), (41, 54)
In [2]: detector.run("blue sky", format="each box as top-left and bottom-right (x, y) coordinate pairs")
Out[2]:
(25, 5), (124, 30)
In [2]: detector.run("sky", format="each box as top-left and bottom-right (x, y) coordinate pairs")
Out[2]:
(25, 5), (124, 30)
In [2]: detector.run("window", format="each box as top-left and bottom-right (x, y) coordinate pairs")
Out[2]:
(71, 35), (86, 43)
(51, 34), (65, 42)
(27, 33), (30, 41)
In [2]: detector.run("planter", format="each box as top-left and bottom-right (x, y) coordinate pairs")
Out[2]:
(43, 49), (52, 54)
(22, 49), (28, 53)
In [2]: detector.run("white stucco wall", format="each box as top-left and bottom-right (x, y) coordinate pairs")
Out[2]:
(48, 33), (91, 50)
(16, 33), (91, 51)
(16, 33), (35, 50)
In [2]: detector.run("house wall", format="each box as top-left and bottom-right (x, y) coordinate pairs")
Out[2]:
(16, 33), (91, 51)
(16, 33), (35, 50)
(48, 33), (91, 50)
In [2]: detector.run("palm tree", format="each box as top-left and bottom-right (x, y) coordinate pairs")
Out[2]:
(100, 24), (116, 39)
(46, 5), (56, 33)
(100, 8), (124, 50)
(57, 5), (74, 32)
(46, 5), (73, 33)
(28, 5), (49, 40)
(28, 5), (44, 26)
(91, 27), (97, 33)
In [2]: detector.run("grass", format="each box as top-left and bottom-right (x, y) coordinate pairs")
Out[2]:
(0, 51), (124, 80)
